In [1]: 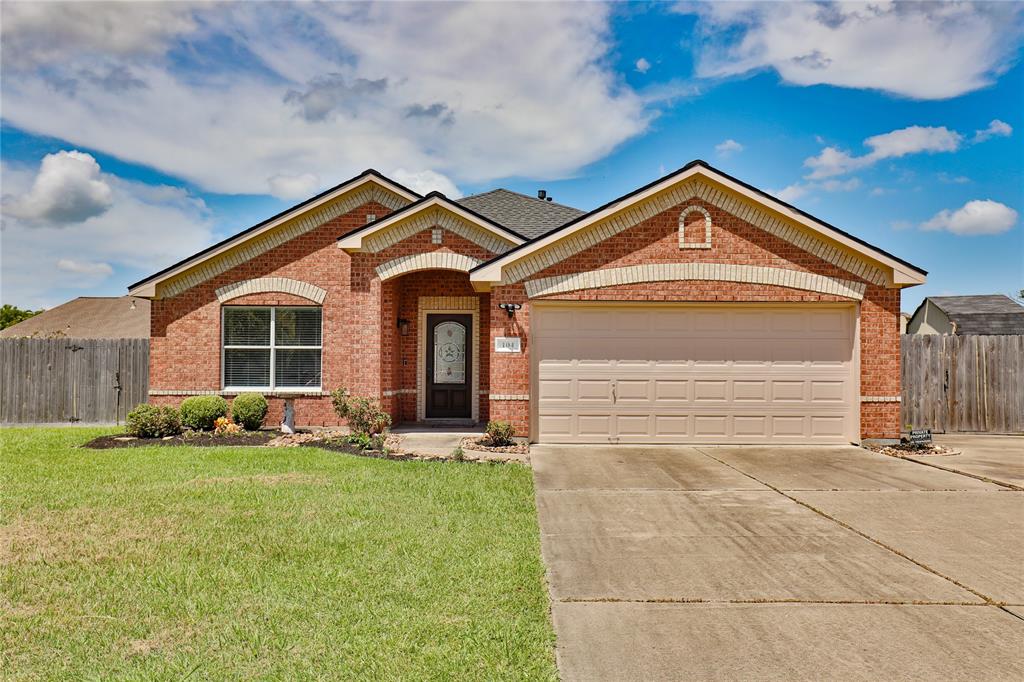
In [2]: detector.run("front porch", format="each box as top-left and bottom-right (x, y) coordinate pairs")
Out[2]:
(376, 269), (492, 426)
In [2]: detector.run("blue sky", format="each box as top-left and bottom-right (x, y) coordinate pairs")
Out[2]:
(2, 1), (1021, 312)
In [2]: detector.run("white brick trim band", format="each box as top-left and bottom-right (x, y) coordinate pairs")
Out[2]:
(375, 252), (484, 281)
(861, 396), (902, 403)
(489, 394), (530, 401)
(504, 179), (886, 286)
(216, 277), (327, 304)
(161, 186), (408, 298)
(524, 263), (867, 300)
(679, 204), (712, 249)
(363, 207), (516, 255)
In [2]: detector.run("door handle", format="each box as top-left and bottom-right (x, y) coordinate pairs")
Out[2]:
(611, 379), (617, 403)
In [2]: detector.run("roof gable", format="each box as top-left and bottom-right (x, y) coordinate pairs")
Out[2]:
(927, 295), (1024, 335)
(471, 160), (926, 289)
(337, 192), (526, 254)
(129, 170), (420, 298)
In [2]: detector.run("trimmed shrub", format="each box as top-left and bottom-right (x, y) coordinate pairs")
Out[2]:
(232, 393), (268, 430)
(126, 404), (182, 438)
(179, 395), (229, 431)
(331, 388), (392, 436)
(486, 420), (515, 446)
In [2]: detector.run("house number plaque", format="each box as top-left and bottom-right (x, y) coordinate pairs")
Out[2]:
(495, 337), (521, 353)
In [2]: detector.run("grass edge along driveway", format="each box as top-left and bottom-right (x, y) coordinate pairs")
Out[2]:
(1, 427), (557, 680)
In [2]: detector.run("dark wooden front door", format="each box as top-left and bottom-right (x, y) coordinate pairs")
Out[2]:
(425, 314), (472, 419)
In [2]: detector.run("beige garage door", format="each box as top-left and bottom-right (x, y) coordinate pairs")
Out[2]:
(533, 304), (858, 444)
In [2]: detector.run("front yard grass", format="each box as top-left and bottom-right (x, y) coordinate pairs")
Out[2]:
(1, 427), (557, 680)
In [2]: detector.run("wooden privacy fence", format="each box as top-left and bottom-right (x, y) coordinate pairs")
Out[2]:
(0, 338), (149, 424)
(901, 334), (1024, 434)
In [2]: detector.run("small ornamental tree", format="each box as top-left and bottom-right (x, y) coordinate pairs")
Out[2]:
(331, 388), (392, 436)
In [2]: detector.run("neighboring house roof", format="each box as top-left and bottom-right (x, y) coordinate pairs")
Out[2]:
(456, 189), (585, 240)
(337, 191), (527, 252)
(926, 295), (1024, 335)
(128, 169), (421, 298)
(0, 297), (150, 339)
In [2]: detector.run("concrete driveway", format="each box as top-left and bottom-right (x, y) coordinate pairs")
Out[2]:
(533, 443), (1024, 681)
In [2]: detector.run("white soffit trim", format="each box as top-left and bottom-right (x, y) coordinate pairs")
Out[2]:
(376, 252), (484, 281)
(525, 263), (867, 300)
(471, 165), (925, 288)
(337, 195), (524, 253)
(216, 277), (327, 304)
(129, 174), (418, 298)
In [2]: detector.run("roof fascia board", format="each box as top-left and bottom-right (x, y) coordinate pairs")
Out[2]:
(337, 194), (525, 251)
(471, 164), (926, 287)
(128, 173), (419, 297)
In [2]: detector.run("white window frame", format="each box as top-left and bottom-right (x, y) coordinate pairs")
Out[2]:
(222, 306), (323, 392)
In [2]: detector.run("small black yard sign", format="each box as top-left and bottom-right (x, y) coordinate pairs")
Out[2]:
(908, 428), (932, 445)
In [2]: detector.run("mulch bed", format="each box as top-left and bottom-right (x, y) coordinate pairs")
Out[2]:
(83, 431), (278, 449)
(460, 436), (530, 456)
(298, 439), (417, 461)
(864, 441), (960, 457)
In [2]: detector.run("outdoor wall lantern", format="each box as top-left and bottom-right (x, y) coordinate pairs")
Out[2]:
(498, 302), (522, 318)
(397, 318), (410, 336)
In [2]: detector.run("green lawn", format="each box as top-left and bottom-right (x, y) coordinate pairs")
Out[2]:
(1, 428), (557, 680)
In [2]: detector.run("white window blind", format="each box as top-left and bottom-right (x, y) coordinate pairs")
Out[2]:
(223, 306), (322, 390)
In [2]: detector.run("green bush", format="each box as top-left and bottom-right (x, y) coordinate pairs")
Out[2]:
(231, 393), (268, 430)
(126, 404), (182, 438)
(179, 395), (229, 431)
(347, 432), (386, 451)
(331, 388), (392, 436)
(486, 420), (515, 446)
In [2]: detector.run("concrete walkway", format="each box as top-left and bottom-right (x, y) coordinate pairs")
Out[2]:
(533, 444), (1024, 681)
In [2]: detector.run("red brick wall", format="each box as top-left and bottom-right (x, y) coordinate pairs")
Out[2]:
(486, 198), (902, 440)
(150, 199), (497, 427)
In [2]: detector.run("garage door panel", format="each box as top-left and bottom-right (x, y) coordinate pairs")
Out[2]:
(535, 305), (856, 444)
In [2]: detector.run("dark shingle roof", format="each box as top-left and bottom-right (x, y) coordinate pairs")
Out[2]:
(456, 189), (584, 239)
(929, 295), (1024, 335)
(0, 297), (150, 339)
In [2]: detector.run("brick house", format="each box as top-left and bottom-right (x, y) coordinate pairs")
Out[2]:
(129, 161), (926, 443)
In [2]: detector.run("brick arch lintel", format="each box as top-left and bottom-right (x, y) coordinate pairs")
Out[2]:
(216, 277), (327, 304)
(375, 252), (484, 281)
(524, 263), (867, 300)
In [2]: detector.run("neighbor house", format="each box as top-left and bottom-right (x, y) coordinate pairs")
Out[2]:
(129, 161), (926, 443)
(906, 295), (1024, 336)
(0, 296), (150, 339)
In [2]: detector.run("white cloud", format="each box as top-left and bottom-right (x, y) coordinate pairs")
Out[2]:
(774, 176), (861, 203)
(0, 2), (647, 196)
(5, 150), (113, 223)
(775, 183), (809, 203)
(804, 126), (963, 179)
(56, 258), (114, 276)
(1, 157), (213, 308)
(937, 172), (971, 185)
(390, 169), (461, 198)
(635, 57), (651, 74)
(714, 139), (743, 156)
(921, 200), (1018, 236)
(267, 173), (320, 200)
(0, 2), (200, 69)
(973, 119), (1013, 143)
(686, 2), (1024, 99)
